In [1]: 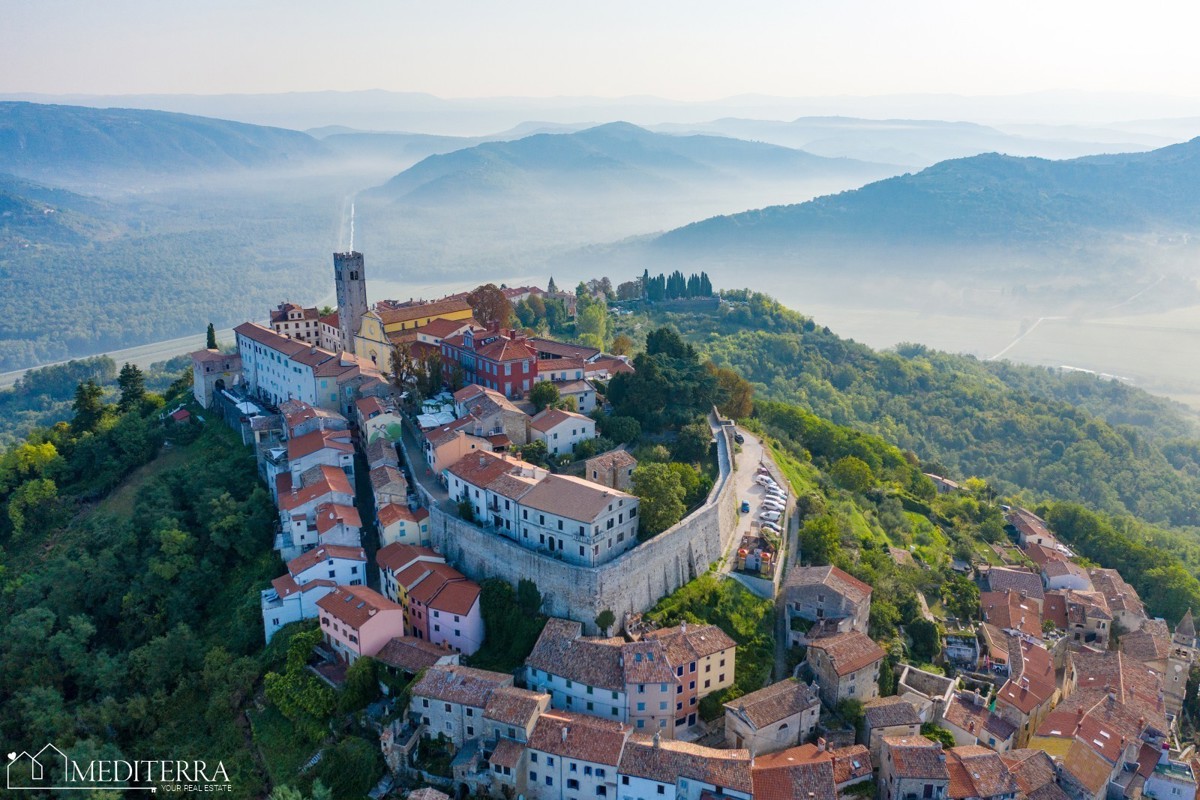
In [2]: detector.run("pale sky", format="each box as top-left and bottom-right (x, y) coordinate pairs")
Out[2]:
(5, 0), (1200, 100)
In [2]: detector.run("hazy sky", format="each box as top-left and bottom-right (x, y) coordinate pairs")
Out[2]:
(5, 0), (1200, 100)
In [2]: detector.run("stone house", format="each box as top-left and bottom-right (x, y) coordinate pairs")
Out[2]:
(783, 566), (872, 644)
(723, 678), (820, 755)
(862, 697), (923, 767)
(880, 736), (950, 800)
(806, 631), (885, 707)
(585, 450), (638, 493)
(409, 664), (514, 747)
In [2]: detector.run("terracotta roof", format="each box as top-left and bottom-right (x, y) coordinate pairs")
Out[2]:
(314, 502), (362, 534)
(558, 378), (595, 394)
(863, 696), (922, 729)
(537, 357), (587, 373)
(270, 574), (334, 599)
(1023, 542), (1066, 567)
(808, 631), (885, 677)
(356, 395), (386, 418)
(375, 636), (455, 672)
(410, 664), (512, 707)
(946, 746), (1018, 799)
(428, 580), (481, 617)
(443, 330), (537, 363)
(366, 437), (400, 466)
(407, 562), (468, 605)
(1001, 749), (1067, 800)
(987, 568), (1045, 601)
(377, 297), (472, 326)
(724, 679), (819, 729)
(1068, 650), (1167, 730)
(370, 465), (407, 492)
(378, 503), (426, 528)
(586, 356), (635, 376)
(1044, 559), (1090, 581)
(783, 565), (873, 605)
(319, 311), (338, 328)
(752, 750), (837, 800)
(1062, 738), (1114, 795)
(517, 473), (636, 523)
(488, 738), (526, 771)
(419, 317), (479, 338)
(980, 590), (1044, 638)
(619, 734), (753, 793)
(377, 543), (440, 573)
(1088, 569), (1145, 619)
(286, 544), (366, 578)
(942, 694), (1017, 743)
(530, 406), (594, 433)
(1008, 507), (1056, 544)
(586, 449), (638, 473)
(316, 585), (401, 629)
(527, 710), (629, 766)
(996, 640), (1056, 714)
(287, 428), (353, 460)
(483, 686), (548, 729)
(1043, 591), (1069, 629)
(831, 745), (872, 785)
(235, 321), (311, 355)
(445, 450), (527, 487)
(1120, 627), (1171, 664)
(882, 736), (950, 780)
(270, 303), (319, 324)
(642, 623), (737, 661)
(276, 465), (353, 512)
(280, 399), (345, 432)
(190, 348), (236, 364)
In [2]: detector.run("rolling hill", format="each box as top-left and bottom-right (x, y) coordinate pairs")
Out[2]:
(366, 121), (895, 203)
(0, 101), (329, 185)
(655, 136), (1200, 249)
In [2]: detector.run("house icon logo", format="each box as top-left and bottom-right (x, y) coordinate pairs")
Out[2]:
(7, 743), (70, 789)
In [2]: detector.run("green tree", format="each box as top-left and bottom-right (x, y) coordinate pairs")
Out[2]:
(520, 439), (549, 465)
(799, 516), (841, 566)
(530, 381), (560, 412)
(466, 283), (514, 328)
(117, 363), (146, 413)
(907, 619), (942, 663)
(830, 456), (875, 493)
(673, 420), (713, 464)
(921, 723), (957, 748)
(70, 378), (107, 435)
(600, 415), (641, 444)
(6, 478), (60, 538)
(316, 738), (382, 800)
(340, 656), (381, 712)
(631, 463), (686, 538)
(206, 322), (218, 350)
(942, 574), (981, 622)
(611, 333), (634, 355)
(595, 609), (616, 634)
(710, 364), (754, 419)
(517, 579), (543, 616)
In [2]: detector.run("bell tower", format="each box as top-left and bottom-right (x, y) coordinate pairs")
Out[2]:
(333, 250), (367, 354)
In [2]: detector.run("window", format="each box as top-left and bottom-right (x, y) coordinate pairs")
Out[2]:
(530, 771), (538, 782)
(584, 766), (592, 776)
(422, 699), (430, 708)
(444, 703), (452, 712)
(568, 779), (579, 790)
(547, 757), (555, 767)
(466, 708), (473, 717)
(622, 777), (630, 786)
(657, 786), (665, 795)
(531, 753), (538, 763)
(466, 726), (474, 736)
(637, 702), (646, 711)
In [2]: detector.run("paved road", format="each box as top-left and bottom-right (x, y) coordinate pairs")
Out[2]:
(0, 326), (239, 389)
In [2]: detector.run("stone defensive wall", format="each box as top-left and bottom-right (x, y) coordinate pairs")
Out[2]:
(428, 411), (740, 632)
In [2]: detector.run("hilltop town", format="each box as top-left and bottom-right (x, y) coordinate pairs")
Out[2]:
(179, 252), (1200, 800)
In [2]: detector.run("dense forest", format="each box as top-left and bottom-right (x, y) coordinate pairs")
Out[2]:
(620, 291), (1200, 530)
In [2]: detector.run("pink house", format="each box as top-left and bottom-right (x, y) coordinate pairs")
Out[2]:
(376, 542), (484, 655)
(316, 585), (406, 663)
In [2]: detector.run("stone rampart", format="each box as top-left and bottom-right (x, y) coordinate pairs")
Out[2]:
(429, 410), (740, 632)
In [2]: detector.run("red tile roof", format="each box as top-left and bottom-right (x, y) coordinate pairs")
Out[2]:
(808, 631), (885, 676)
(314, 502), (362, 534)
(276, 465), (354, 511)
(410, 664), (512, 707)
(287, 428), (353, 460)
(316, 585), (402, 629)
(378, 503), (427, 528)
(286, 544), (366, 577)
(619, 735), (753, 793)
(527, 710), (629, 767)
(375, 636), (455, 672)
(429, 580), (481, 617)
(753, 748), (838, 800)
(377, 543), (441, 573)
(530, 406), (593, 433)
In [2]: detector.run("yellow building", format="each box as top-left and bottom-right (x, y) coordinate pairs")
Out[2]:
(354, 297), (474, 366)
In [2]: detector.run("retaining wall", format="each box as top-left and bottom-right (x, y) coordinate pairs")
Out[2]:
(429, 412), (740, 632)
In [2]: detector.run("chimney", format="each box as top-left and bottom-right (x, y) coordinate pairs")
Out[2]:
(562, 726), (569, 743)
(817, 737), (827, 752)
(652, 731), (661, 749)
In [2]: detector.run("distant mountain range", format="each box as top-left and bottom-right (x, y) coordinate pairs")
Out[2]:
(654, 136), (1200, 250)
(649, 117), (1163, 168)
(366, 121), (894, 203)
(0, 102), (328, 184)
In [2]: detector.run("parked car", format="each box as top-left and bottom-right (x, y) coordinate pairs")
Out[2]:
(740, 500), (751, 513)
(760, 511), (781, 522)
(766, 488), (787, 498)
(761, 502), (785, 512)
(734, 433), (745, 444)
(761, 522), (782, 534)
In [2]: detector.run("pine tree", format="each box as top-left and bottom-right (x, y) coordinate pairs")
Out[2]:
(71, 379), (106, 435)
(206, 322), (217, 350)
(547, 276), (558, 293)
(117, 363), (146, 413)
